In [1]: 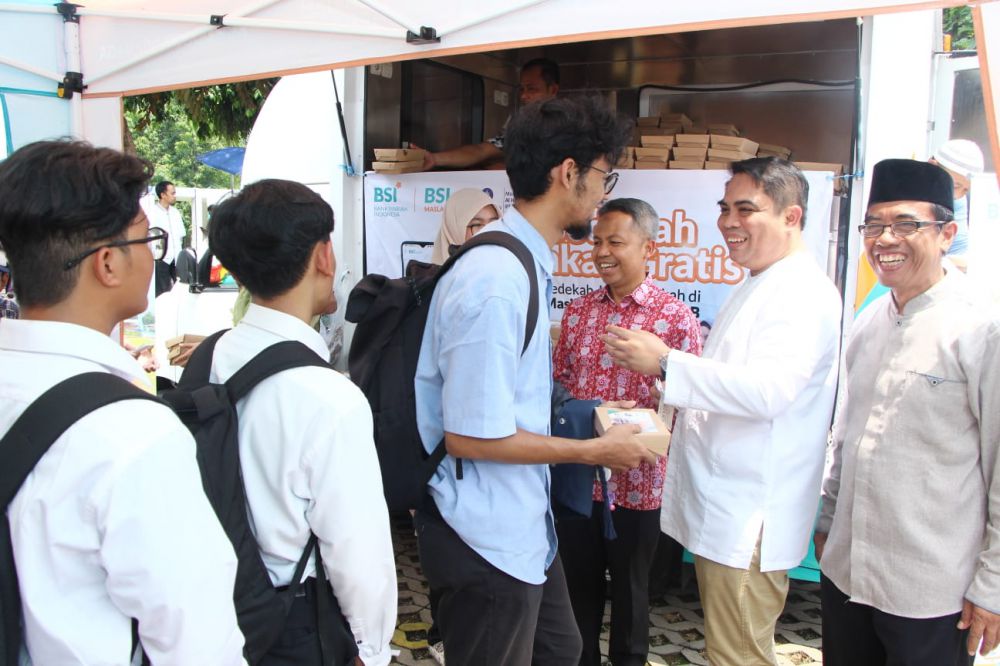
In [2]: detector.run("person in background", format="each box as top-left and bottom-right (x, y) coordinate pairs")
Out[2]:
(816, 158), (1000, 665)
(0, 250), (18, 320)
(419, 58), (560, 171)
(553, 197), (701, 666)
(603, 157), (842, 666)
(930, 138), (985, 271)
(209, 179), (397, 665)
(144, 180), (188, 296)
(429, 188), (501, 264)
(0, 139), (244, 664)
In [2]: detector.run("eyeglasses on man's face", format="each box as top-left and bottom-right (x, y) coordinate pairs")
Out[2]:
(857, 220), (945, 239)
(583, 164), (619, 195)
(63, 227), (168, 271)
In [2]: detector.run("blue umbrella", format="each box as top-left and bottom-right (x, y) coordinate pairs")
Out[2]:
(196, 147), (245, 175)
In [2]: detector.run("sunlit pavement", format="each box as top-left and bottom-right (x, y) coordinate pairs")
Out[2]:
(388, 515), (823, 665)
(388, 513), (1000, 665)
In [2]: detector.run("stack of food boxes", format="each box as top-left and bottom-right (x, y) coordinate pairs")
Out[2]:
(371, 148), (425, 174)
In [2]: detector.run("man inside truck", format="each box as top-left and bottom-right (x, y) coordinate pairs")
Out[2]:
(413, 96), (655, 665)
(419, 58), (560, 171)
(816, 158), (1000, 666)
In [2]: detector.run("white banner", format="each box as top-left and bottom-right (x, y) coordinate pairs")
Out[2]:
(363, 170), (834, 327)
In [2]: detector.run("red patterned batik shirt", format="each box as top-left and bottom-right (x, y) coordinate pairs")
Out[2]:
(553, 277), (702, 510)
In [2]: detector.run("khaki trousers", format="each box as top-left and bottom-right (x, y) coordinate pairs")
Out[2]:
(694, 538), (789, 666)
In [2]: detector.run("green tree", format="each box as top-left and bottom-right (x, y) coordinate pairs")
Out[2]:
(943, 6), (976, 51)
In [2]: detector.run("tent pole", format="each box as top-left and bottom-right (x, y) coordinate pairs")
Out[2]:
(63, 11), (83, 138)
(0, 56), (62, 83)
(436, 0), (549, 37)
(85, 0), (283, 86)
(354, 0), (422, 36)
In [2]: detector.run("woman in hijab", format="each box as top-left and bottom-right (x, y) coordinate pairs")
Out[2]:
(429, 188), (500, 265)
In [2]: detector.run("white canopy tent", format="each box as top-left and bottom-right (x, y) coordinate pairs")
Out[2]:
(1, 0), (998, 162)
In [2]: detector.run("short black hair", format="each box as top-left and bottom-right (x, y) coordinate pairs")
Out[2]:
(505, 96), (632, 201)
(0, 139), (153, 307)
(521, 58), (560, 87)
(729, 157), (810, 229)
(155, 181), (174, 198)
(209, 179), (334, 299)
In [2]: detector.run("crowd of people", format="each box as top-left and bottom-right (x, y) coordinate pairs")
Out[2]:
(0, 89), (997, 666)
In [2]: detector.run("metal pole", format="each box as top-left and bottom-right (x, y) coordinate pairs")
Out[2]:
(436, 0), (549, 37)
(0, 56), (63, 83)
(354, 0), (422, 36)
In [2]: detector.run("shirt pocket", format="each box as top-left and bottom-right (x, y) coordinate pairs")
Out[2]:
(899, 370), (974, 466)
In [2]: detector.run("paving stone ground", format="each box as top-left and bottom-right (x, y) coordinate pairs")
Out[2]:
(388, 515), (823, 666)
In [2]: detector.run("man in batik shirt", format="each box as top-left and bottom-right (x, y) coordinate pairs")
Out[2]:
(553, 197), (701, 666)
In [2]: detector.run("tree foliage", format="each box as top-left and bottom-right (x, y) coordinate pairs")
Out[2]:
(125, 96), (236, 191)
(125, 79), (276, 142)
(943, 6), (976, 51)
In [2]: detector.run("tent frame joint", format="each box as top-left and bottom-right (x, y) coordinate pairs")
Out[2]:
(406, 26), (439, 44)
(210, 14), (226, 27)
(57, 71), (84, 99)
(55, 2), (80, 23)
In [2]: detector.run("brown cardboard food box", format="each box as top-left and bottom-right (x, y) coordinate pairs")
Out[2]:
(635, 162), (667, 170)
(640, 135), (674, 148)
(166, 333), (207, 360)
(669, 159), (705, 170)
(704, 160), (732, 170)
(672, 146), (708, 160)
(710, 135), (759, 154)
(636, 116), (661, 127)
(635, 146), (672, 161)
(594, 407), (671, 456)
(707, 148), (756, 162)
(373, 148), (426, 162)
(372, 159), (422, 171)
(660, 113), (693, 128)
(674, 134), (710, 147)
(707, 123), (740, 136)
(757, 143), (791, 159)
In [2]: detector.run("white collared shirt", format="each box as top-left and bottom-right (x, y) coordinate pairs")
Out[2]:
(660, 251), (843, 571)
(0, 319), (245, 665)
(212, 304), (397, 666)
(142, 197), (186, 264)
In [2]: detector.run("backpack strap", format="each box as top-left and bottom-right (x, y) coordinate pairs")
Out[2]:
(225, 340), (331, 403)
(176, 329), (228, 389)
(439, 230), (540, 356)
(0, 373), (159, 507)
(0, 373), (159, 666)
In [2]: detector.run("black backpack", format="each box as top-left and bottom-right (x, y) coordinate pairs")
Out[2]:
(0, 373), (161, 666)
(160, 330), (356, 664)
(345, 230), (539, 512)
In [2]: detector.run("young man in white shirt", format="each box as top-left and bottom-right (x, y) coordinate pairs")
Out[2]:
(144, 180), (186, 295)
(604, 157), (842, 666)
(0, 139), (245, 665)
(207, 179), (397, 666)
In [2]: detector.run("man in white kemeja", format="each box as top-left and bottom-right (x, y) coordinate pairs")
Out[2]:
(208, 179), (397, 665)
(0, 139), (245, 664)
(603, 157), (842, 666)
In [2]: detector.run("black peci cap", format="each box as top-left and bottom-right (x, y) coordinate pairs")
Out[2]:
(868, 159), (954, 212)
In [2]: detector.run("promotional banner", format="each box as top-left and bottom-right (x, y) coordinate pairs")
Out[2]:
(364, 170), (835, 328)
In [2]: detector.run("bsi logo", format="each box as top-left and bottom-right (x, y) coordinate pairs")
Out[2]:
(374, 186), (398, 203)
(424, 187), (450, 204)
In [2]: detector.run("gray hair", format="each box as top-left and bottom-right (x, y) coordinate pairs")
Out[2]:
(597, 197), (659, 241)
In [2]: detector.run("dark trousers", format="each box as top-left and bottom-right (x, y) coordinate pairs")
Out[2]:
(154, 259), (175, 297)
(821, 575), (974, 666)
(259, 577), (359, 666)
(415, 505), (582, 666)
(556, 504), (660, 666)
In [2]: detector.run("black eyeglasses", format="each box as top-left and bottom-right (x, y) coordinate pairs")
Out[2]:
(63, 227), (168, 270)
(583, 164), (619, 195)
(858, 220), (945, 239)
